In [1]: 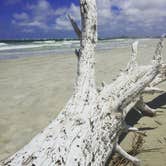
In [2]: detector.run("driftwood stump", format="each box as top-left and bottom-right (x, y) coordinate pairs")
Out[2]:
(1, 0), (166, 165)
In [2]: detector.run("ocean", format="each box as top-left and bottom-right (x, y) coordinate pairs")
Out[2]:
(0, 39), (137, 60)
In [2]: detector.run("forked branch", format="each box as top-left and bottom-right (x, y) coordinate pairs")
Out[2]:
(68, 14), (81, 39)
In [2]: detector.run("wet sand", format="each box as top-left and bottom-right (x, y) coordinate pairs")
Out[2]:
(0, 39), (166, 165)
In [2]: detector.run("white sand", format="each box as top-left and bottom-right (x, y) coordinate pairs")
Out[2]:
(0, 39), (166, 165)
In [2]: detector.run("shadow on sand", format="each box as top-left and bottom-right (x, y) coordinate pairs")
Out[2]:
(106, 93), (166, 165)
(147, 93), (166, 109)
(126, 92), (166, 126)
(119, 93), (166, 143)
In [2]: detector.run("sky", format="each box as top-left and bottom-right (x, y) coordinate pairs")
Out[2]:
(0, 0), (166, 39)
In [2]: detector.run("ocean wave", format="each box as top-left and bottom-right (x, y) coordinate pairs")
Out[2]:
(0, 40), (80, 51)
(0, 39), (132, 52)
(33, 40), (56, 44)
(0, 42), (8, 47)
(0, 44), (51, 51)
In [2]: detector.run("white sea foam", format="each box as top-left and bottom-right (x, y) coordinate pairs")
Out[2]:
(0, 40), (80, 51)
(0, 44), (50, 51)
(43, 40), (56, 44)
(0, 43), (8, 47)
(33, 40), (56, 44)
(0, 42), (62, 51)
(0, 39), (137, 60)
(0, 39), (132, 52)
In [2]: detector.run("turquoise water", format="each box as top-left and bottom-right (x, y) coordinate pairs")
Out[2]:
(0, 39), (133, 60)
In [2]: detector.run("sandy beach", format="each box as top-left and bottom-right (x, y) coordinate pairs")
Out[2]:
(0, 39), (166, 165)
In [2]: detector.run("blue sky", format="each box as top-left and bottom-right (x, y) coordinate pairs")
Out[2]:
(0, 0), (166, 39)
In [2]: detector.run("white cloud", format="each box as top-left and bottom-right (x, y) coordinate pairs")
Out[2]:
(13, 12), (29, 21)
(95, 0), (166, 36)
(12, 0), (55, 32)
(12, 0), (80, 33)
(12, 0), (166, 36)
(96, 0), (113, 26)
(55, 3), (80, 31)
(117, 0), (166, 22)
(54, 0), (112, 31)
(54, 8), (67, 16)
(55, 16), (72, 30)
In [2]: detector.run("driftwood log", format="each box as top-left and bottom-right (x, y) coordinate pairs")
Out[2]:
(1, 0), (166, 165)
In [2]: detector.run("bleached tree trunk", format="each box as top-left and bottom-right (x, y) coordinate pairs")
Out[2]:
(1, 0), (165, 166)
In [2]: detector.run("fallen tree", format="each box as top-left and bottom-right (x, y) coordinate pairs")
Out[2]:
(1, 0), (166, 165)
